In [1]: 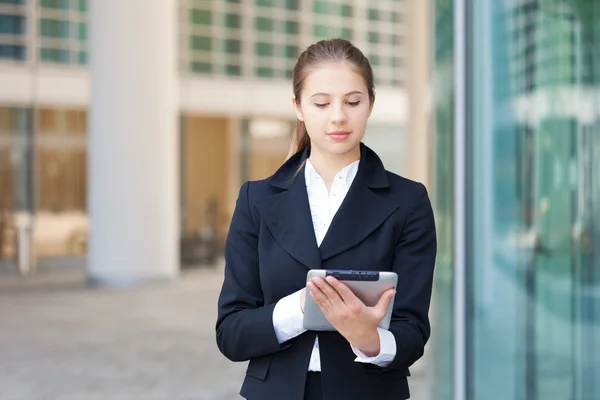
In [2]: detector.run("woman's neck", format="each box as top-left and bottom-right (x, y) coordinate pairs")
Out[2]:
(308, 146), (360, 190)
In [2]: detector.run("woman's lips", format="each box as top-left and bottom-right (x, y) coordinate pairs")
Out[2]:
(327, 131), (351, 140)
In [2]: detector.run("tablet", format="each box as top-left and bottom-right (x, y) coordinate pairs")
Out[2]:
(302, 269), (398, 331)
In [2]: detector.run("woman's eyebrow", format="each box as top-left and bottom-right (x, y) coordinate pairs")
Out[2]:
(309, 90), (364, 98)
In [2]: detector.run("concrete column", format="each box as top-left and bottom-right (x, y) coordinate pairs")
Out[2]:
(406, 0), (431, 190)
(88, 0), (179, 285)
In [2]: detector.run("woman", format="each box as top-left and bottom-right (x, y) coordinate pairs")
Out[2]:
(216, 38), (437, 400)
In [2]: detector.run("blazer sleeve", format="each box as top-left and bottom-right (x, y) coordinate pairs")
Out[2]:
(215, 182), (291, 362)
(365, 182), (437, 373)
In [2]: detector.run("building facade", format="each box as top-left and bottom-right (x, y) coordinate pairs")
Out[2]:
(430, 0), (600, 399)
(0, 0), (410, 263)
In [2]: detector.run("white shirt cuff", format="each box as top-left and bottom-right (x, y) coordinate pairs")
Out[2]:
(272, 289), (307, 344)
(351, 328), (397, 367)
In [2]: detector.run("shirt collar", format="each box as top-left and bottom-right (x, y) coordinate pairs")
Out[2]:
(304, 159), (360, 190)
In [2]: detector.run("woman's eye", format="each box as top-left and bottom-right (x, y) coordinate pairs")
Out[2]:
(348, 101), (360, 106)
(315, 103), (328, 108)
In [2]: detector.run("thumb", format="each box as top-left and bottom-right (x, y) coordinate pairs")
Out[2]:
(374, 289), (396, 319)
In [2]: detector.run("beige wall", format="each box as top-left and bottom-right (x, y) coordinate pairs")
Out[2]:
(405, 0), (432, 190)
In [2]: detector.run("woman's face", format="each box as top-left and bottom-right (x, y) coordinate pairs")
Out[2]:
(294, 62), (374, 159)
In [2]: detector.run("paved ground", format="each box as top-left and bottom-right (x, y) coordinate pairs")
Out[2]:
(0, 259), (432, 400)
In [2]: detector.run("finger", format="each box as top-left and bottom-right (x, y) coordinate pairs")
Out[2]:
(325, 276), (362, 307)
(311, 277), (343, 304)
(373, 289), (396, 320)
(307, 281), (330, 308)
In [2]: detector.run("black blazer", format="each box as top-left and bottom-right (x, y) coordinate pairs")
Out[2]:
(216, 143), (437, 400)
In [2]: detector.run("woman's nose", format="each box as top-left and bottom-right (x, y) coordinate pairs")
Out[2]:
(330, 104), (347, 124)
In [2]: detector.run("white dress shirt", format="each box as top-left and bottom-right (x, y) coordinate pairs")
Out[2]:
(271, 159), (397, 371)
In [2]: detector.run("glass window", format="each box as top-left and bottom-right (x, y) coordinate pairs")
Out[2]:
(77, 22), (86, 41)
(285, 20), (298, 34)
(40, 0), (70, 10)
(284, 0), (299, 10)
(0, 44), (25, 60)
(225, 13), (241, 29)
(225, 64), (241, 76)
(191, 62), (212, 73)
(369, 54), (380, 66)
(255, 42), (273, 56)
(467, 1), (600, 400)
(256, 66), (274, 77)
(78, 0), (87, 12)
(256, 0), (273, 6)
(285, 44), (298, 59)
(313, 1), (328, 14)
(313, 24), (327, 38)
(341, 28), (352, 40)
(368, 31), (380, 44)
(0, 14), (25, 35)
(430, 0), (455, 399)
(341, 5), (353, 18)
(255, 17), (273, 32)
(391, 12), (401, 23)
(190, 9), (211, 25)
(40, 18), (70, 38)
(191, 35), (211, 51)
(41, 48), (70, 63)
(78, 51), (86, 65)
(0, 0), (27, 4)
(223, 38), (241, 54)
(368, 8), (380, 21)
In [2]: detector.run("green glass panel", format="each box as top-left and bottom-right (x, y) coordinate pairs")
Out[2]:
(40, 0), (69, 10)
(77, 23), (86, 41)
(255, 42), (273, 56)
(40, 48), (70, 63)
(313, 1), (328, 14)
(341, 5), (353, 17)
(78, 51), (86, 64)
(225, 13), (241, 28)
(0, 14), (25, 35)
(285, 20), (299, 34)
(285, 44), (298, 58)
(190, 9), (211, 25)
(40, 18), (70, 39)
(341, 28), (352, 40)
(313, 24), (327, 38)
(256, 67), (273, 77)
(224, 39), (241, 53)
(256, 0), (273, 6)
(368, 8), (379, 21)
(225, 64), (241, 76)
(368, 31), (379, 44)
(255, 17), (273, 31)
(191, 35), (211, 51)
(284, 0), (299, 10)
(191, 62), (212, 73)
(391, 12), (401, 23)
(0, 44), (25, 60)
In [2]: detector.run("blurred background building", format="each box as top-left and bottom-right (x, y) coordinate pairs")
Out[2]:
(0, 0), (412, 272)
(0, 0), (598, 399)
(430, 0), (599, 399)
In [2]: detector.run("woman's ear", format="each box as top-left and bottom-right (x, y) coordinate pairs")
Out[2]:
(292, 96), (303, 121)
(368, 92), (376, 117)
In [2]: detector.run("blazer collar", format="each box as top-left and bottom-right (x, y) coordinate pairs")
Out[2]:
(267, 142), (390, 190)
(254, 142), (396, 270)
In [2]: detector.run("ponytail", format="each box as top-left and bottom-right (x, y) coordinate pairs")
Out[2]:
(286, 119), (311, 159)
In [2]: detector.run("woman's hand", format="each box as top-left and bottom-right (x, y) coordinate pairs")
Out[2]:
(307, 276), (396, 357)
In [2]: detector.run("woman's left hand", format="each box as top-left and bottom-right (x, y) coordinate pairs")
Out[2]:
(307, 276), (396, 357)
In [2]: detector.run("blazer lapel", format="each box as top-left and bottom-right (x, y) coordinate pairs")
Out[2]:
(253, 149), (322, 270)
(318, 143), (399, 261)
